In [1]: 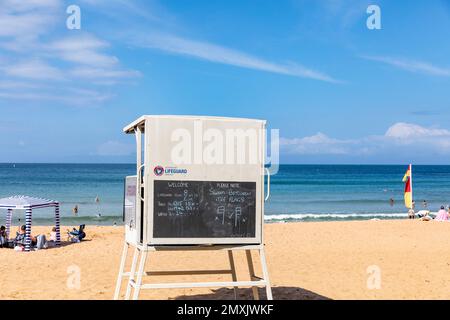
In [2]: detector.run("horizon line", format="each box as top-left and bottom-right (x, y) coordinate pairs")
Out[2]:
(0, 162), (447, 166)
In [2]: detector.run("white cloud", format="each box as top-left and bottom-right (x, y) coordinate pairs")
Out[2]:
(139, 33), (339, 83)
(0, 0), (60, 12)
(0, 0), (140, 106)
(0, 0), (61, 39)
(0, 13), (54, 38)
(1, 60), (64, 80)
(79, 0), (163, 22)
(282, 123), (450, 157)
(48, 34), (141, 82)
(50, 34), (108, 51)
(362, 56), (450, 77)
(385, 122), (450, 140)
(0, 88), (113, 106)
(280, 133), (355, 154)
(0, 81), (45, 89)
(382, 123), (450, 151)
(70, 67), (141, 80)
(49, 35), (119, 67)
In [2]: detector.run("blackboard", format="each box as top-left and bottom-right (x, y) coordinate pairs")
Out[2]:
(153, 180), (256, 238)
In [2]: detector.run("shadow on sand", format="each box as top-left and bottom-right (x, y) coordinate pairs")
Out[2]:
(1, 239), (90, 250)
(56, 239), (91, 248)
(173, 286), (331, 300)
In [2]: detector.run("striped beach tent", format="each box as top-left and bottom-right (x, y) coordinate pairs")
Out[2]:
(0, 195), (61, 252)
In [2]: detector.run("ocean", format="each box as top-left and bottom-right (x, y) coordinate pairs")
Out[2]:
(1, 164), (449, 225)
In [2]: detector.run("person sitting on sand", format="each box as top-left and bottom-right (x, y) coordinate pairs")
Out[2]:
(435, 206), (449, 221)
(14, 225), (31, 249)
(67, 224), (86, 242)
(0, 225), (7, 248)
(418, 210), (433, 221)
(49, 227), (57, 242)
(42, 227), (58, 248)
(14, 225), (48, 250)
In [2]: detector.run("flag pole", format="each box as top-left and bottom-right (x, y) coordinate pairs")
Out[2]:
(410, 163), (413, 209)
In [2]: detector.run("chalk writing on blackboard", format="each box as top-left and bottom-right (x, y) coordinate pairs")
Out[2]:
(153, 180), (256, 238)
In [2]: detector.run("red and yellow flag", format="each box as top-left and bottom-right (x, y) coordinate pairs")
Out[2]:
(403, 165), (413, 209)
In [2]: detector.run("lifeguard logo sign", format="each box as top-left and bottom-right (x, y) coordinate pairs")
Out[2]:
(154, 166), (188, 176)
(154, 166), (164, 176)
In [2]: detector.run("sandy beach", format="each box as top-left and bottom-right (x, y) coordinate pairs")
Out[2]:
(1, 220), (450, 300)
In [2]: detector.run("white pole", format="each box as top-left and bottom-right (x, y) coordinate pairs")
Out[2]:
(114, 242), (129, 300)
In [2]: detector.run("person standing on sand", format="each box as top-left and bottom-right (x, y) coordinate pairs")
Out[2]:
(435, 206), (449, 221)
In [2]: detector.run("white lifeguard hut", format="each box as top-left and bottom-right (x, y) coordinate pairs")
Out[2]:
(0, 195), (61, 251)
(114, 115), (272, 300)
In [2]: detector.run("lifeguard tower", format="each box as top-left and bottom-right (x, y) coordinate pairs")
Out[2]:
(114, 115), (272, 300)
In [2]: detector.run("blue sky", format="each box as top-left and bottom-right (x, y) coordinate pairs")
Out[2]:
(1, 0), (450, 164)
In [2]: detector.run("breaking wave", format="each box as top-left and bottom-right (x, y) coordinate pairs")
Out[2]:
(264, 212), (409, 222)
